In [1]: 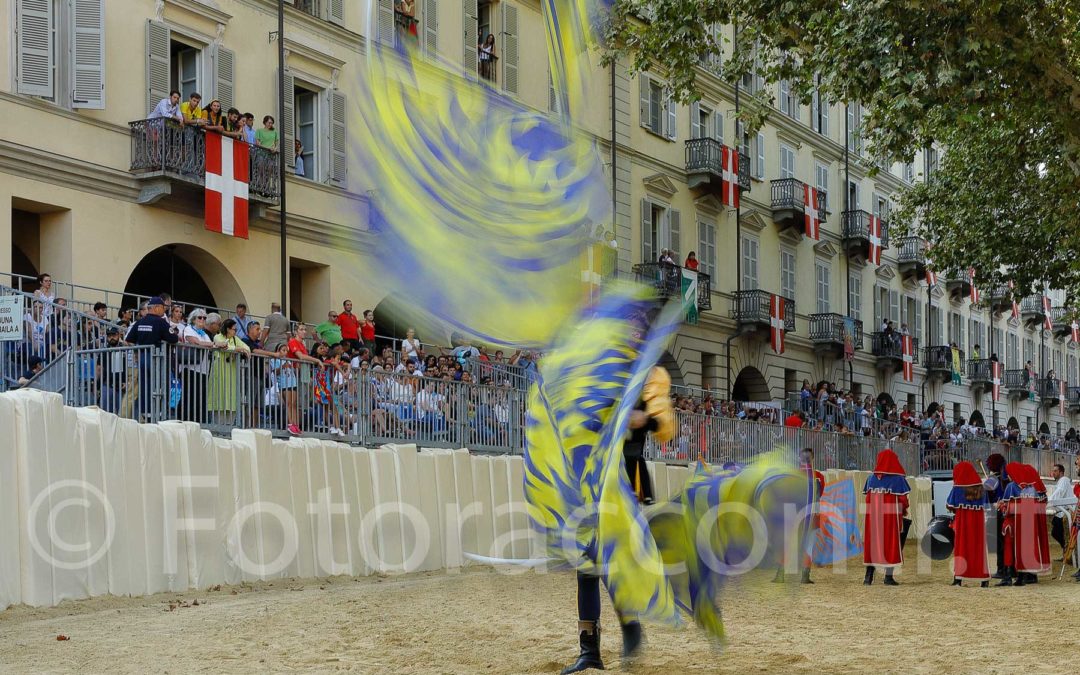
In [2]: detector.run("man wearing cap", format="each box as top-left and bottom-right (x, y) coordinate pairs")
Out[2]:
(946, 461), (991, 587)
(863, 449), (911, 586)
(99, 327), (128, 414)
(123, 296), (178, 419)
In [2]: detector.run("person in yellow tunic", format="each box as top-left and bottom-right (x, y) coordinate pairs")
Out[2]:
(207, 318), (251, 424)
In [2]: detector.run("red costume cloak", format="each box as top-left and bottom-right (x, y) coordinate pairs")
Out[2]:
(946, 462), (990, 581)
(1000, 464), (1051, 575)
(863, 450), (910, 567)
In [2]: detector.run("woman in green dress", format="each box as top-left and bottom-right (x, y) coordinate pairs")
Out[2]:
(208, 318), (251, 424)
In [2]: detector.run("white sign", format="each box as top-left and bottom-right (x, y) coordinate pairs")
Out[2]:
(0, 295), (23, 342)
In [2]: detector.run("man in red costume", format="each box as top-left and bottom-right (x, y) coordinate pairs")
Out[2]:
(997, 463), (1051, 586)
(863, 449), (910, 585)
(946, 461), (991, 587)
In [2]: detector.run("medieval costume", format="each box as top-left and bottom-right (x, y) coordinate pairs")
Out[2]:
(946, 462), (991, 587)
(863, 449), (910, 585)
(985, 453), (1008, 578)
(772, 452), (825, 584)
(997, 463), (1051, 586)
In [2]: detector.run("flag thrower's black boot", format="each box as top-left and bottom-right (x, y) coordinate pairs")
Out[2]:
(863, 567), (875, 585)
(620, 620), (643, 659)
(560, 621), (604, 674)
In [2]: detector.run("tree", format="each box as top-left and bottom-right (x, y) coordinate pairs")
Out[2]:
(606, 0), (1080, 300)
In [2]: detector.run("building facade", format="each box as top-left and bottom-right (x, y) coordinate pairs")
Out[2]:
(2, 0), (1076, 433)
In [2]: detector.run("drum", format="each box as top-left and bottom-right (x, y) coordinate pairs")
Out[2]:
(920, 514), (955, 560)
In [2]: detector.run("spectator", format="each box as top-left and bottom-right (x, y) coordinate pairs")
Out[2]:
(98, 328), (126, 414)
(478, 33), (496, 80)
(401, 327), (422, 363)
(149, 90), (183, 124)
(15, 355), (44, 388)
(335, 300), (361, 350)
(179, 308), (215, 423)
(222, 107), (244, 140)
(24, 301), (49, 359)
(268, 342), (300, 436)
(971, 343), (981, 359)
(256, 115), (279, 151)
(234, 303), (253, 336)
(261, 302), (290, 352)
(180, 93), (206, 124)
(241, 113), (257, 145)
(285, 324), (325, 435)
(207, 318), (250, 424)
(167, 303), (187, 333)
(317, 310), (344, 346)
(684, 251), (699, 271)
(785, 410), (806, 428)
(124, 296), (179, 420)
(33, 273), (55, 312)
(295, 139), (305, 176)
(205, 312), (222, 339)
(360, 309), (377, 353)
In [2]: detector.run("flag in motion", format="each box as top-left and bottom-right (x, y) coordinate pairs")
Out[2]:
(770, 294), (786, 354)
(811, 479), (863, 566)
(1043, 296), (1053, 331)
(204, 132), (250, 239)
(804, 185), (821, 240)
(968, 268), (979, 304)
(868, 216), (883, 265)
(1008, 281), (1020, 319)
(1072, 320), (1079, 344)
(902, 335), (914, 383)
(991, 360), (1002, 402)
(721, 146), (739, 208)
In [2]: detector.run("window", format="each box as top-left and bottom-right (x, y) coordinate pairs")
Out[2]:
(1007, 333), (1019, 368)
(738, 120), (751, 164)
(741, 236), (759, 290)
(740, 40), (763, 94)
(296, 0), (345, 25)
(640, 74), (676, 140)
(872, 194), (889, 220)
(16, 0), (105, 109)
(1024, 338), (1034, 366)
(779, 79), (799, 121)
(874, 286), (899, 329)
(927, 147), (940, 178)
(701, 24), (723, 71)
(281, 77), (348, 187)
(500, 2), (519, 95)
(146, 22), (234, 117)
(295, 87), (318, 180)
(780, 247), (797, 301)
(847, 180), (860, 211)
(948, 312), (964, 351)
(846, 103), (862, 154)
(690, 102), (722, 141)
(175, 45), (200, 101)
(640, 199), (680, 262)
(815, 262), (830, 313)
(929, 306), (943, 344)
(903, 162), (915, 183)
(811, 85), (829, 136)
(754, 132), (766, 179)
(779, 144), (795, 179)
(992, 328), (1004, 359)
(848, 271), (862, 320)
(815, 163), (830, 212)
(698, 222), (717, 277)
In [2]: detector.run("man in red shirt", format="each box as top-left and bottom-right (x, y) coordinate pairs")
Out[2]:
(335, 299), (361, 351)
(785, 410), (806, 428)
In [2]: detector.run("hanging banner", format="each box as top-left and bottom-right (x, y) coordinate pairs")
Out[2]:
(843, 317), (856, 361)
(682, 268), (699, 325)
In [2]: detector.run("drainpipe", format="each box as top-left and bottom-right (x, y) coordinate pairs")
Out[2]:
(727, 21), (741, 400)
(611, 62), (617, 254)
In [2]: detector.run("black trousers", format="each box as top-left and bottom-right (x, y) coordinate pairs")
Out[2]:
(624, 455), (654, 503)
(1051, 514), (1067, 550)
(994, 510), (1006, 572)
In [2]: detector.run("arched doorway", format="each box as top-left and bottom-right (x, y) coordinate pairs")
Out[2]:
(1007, 416), (1020, 430)
(732, 366), (770, 402)
(122, 244), (243, 312)
(1039, 422), (1050, 435)
(969, 410), (986, 429)
(877, 392), (896, 407)
(372, 293), (447, 351)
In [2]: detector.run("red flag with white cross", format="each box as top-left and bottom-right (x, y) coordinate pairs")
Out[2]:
(1043, 295), (1053, 331)
(991, 361), (1001, 402)
(770, 294), (785, 354)
(721, 146), (740, 209)
(902, 335), (914, 383)
(968, 268), (979, 304)
(868, 216), (882, 265)
(804, 184), (821, 240)
(204, 132), (250, 239)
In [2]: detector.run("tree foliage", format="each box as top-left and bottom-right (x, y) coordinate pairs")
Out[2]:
(606, 0), (1080, 301)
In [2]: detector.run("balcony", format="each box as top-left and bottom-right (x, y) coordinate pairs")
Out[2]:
(985, 284), (1012, 314)
(632, 261), (712, 311)
(840, 210), (889, 261)
(685, 139), (750, 193)
(1067, 387), (1080, 412)
(1003, 369), (1032, 398)
(1050, 307), (1073, 338)
(1037, 378), (1063, 407)
(870, 332), (918, 372)
(808, 313), (862, 356)
(945, 275), (971, 302)
(129, 119), (280, 205)
(731, 290), (795, 334)
(895, 236), (927, 283)
(967, 359), (994, 391)
(1020, 295), (1047, 328)
(924, 345), (961, 381)
(768, 178), (824, 237)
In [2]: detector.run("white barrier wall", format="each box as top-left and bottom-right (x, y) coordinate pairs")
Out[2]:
(0, 390), (938, 612)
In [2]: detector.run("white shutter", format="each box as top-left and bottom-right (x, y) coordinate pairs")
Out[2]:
(779, 80), (789, 115)
(668, 209), (680, 256)
(377, 0), (395, 46)
(145, 20), (170, 116)
(889, 290), (900, 324)
(17, 0), (54, 97)
(811, 90), (819, 132)
(820, 98), (829, 135)
(463, 0), (478, 78)
(71, 0), (105, 109)
(214, 45), (235, 113)
(713, 111), (723, 143)
(641, 199), (653, 263)
(689, 102), (701, 139)
(665, 89), (677, 140)
(755, 132), (765, 178)
(423, 0), (438, 56)
(328, 0), (345, 27)
(638, 73), (651, 130)
(281, 69), (295, 169)
(914, 299), (922, 344)
(328, 90), (347, 188)
(873, 287), (882, 328)
(502, 3), (518, 94)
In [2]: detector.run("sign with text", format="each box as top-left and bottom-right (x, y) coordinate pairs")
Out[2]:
(0, 295), (23, 341)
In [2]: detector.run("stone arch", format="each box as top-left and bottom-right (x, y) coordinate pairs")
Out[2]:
(658, 351), (685, 387)
(732, 366), (770, 402)
(121, 244), (244, 312)
(1007, 416), (1020, 430)
(969, 410), (986, 428)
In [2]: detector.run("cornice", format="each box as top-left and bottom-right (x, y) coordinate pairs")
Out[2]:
(284, 36), (347, 71)
(164, 0), (233, 25)
(234, 0), (365, 53)
(642, 173), (679, 199)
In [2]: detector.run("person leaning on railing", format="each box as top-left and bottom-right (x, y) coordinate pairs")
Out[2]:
(123, 297), (179, 422)
(149, 90), (184, 125)
(179, 93), (206, 125)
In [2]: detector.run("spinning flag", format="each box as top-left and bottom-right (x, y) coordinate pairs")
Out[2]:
(810, 479), (863, 566)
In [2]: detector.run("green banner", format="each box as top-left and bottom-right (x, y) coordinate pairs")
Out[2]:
(682, 268), (699, 325)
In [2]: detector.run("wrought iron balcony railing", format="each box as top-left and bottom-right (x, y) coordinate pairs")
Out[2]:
(770, 177), (806, 211)
(1050, 306), (1072, 337)
(896, 236), (926, 265)
(1020, 294), (1046, 320)
(684, 139), (751, 192)
(632, 261), (712, 311)
(924, 345), (961, 371)
(1037, 377), (1064, 402)
(1067, 386), (1080, 409)
(870, 332), (917, 360)
(1003, 369), (1030, 392)
(808, 313), (863, 349)
(129, 118), (280, 202)
(985, 283), (1011, 313)
(968, 359), (994, 384)
(841, 210), (890, 248)
(730, 289), (795, 332)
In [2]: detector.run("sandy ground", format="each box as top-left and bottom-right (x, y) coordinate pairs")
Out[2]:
(1, 544), (1077, 675)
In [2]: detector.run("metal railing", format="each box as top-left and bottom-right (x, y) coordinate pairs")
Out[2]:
(896, 236), (926, 265)
(292, 0), (320, 18)
(631, 261), (712, 311)
(1050, 306), (1071, 334)
(1003, 368), (1032, 393)
(730, 290), (795, 331)
(840, 209), (890, 248)
(769, 177), (806, 211)
(129, 118), (280, 202)
(1036, 377), (1064, 402)
(967, 359), (994, 383)
(685, 137), (725, 176)
(1020, 294), (1046, 319)
(808, 313), (863, 350)
(870, 332), (917, 359)
(923, 345), (961, 371)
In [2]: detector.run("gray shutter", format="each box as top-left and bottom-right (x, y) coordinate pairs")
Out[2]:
(463, 0), (478, 78)
(668, 209), (680, 256)
(328, 0), (345, 27)
(145, 20), (170, 116)
(914, 298), (922, 344)
(423, 0), (438, 56)
(665, 89), (677, 140)
(71, 0), (105, 109)
(548, 68), (558, 113)
(713, 111), (723, 143)
(214, 45), (235, 113)
(17, 0), (54, 97)
(689, 102), (701, 139)
(328, 90), (347, 188)
(281, 69), (295, 169)
(502, 3), (518, 94)
(756, 132), (765, 177)
(889, 290), (900, 324)
(638, 73), (650, 130)
(641, 199), (653, 263)
(377, 0), (395, 46)
(873, 287), (882, 328)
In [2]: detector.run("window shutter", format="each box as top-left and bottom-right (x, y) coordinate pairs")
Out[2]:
(377, 0), (395, 45)
(281, 69), (295, 169)
(17, 0), (54, 97)
(755, 132), (765, 178)
(873, 287), (882, 328)
(548, 68), (559, 113)
(502, 3), (518, 94)
(145, 20), (170, 116)
(665, 89), (677, 140)
(328, 90), (347, 188)
(214, 45), (235, 113)
(889, 290), (900, 324)
(463, 0), (478, 78)
(821, 99), (829, 135)
(638, 74), (651, 130)
(328, 0), (345, 27)
(811, 91), (819, 132)
(668, 209), (680, 255)
(423, 0), (438, 56)
(914, 299), (922, 344)
(71, 0), (105, 109)
(713, 112), (723, 143)
(779, 81), (789, 114)
(641, 199), (653, 263)
(689, 102), (701, 140)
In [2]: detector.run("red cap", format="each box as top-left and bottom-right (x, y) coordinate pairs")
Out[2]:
(1027, 465), (1046, 493)
(1006, 462), (1027, 486)
(952, 461), (981, 487)
(873, 449), (906, 476)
